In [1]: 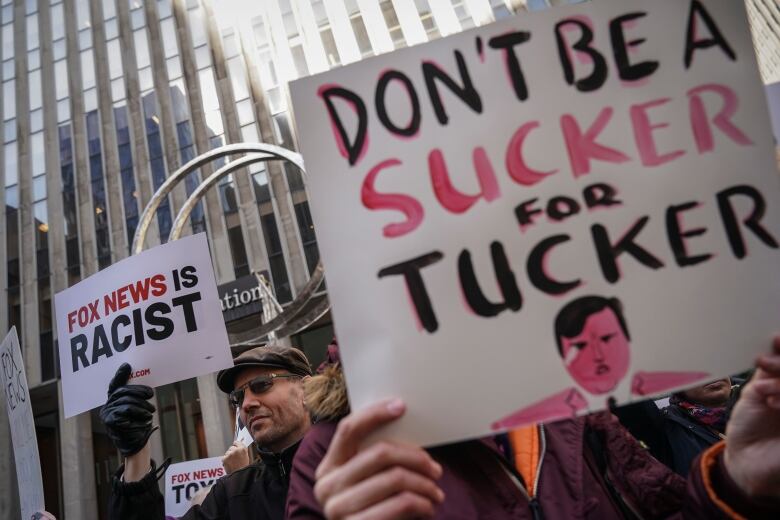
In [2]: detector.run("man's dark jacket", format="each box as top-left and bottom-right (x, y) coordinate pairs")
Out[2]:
(109, 441), (300, 520)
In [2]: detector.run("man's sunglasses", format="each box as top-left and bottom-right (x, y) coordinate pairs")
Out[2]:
(229, 373), (300, 408)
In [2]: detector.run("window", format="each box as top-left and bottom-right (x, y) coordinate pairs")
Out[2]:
(26, 14), (39, 49)
(2, 24), (14, 60)
(4, 118), (15, 142)
(107, 39), (122, 78)
(160, 18), (177, 57)
(261, 213), (292, 303)
(228, 226), (250, 278)
(3, 79), (15, 118)
(156, 379), (206, 463)
(295, 201), (319, 274)
(252, 170), (270, 203)
(80, 49), (95, 89)
(29, 69), (42, 109)
(219, 182), (238, 213)
(51, 5), (64, 39)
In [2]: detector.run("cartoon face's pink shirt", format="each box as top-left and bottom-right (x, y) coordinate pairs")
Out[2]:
(561, 308), (630, 394)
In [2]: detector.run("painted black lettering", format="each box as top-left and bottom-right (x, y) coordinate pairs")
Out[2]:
(609, 12), (658, 81)
(555, 19), (608, 92)
(321, 86), (368, 166)
(378, 252), (444, 333)
(717, 185), (779, 259)
(584, 183), (622, 209)
(666, 201), (712, 267)
(592, 217), (665, 283)
(684, 0), (736, 69)
(488, 31), (532, 101)
(527, 234), (581, 295)
(375, 70), (421, 137)
(458, 242), (522, 317)
(422, 50), (482, 125)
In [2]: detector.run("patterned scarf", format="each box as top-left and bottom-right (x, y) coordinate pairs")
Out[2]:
(669, 394), (728, 433)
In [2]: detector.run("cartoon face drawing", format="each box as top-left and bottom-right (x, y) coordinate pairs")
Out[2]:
(555, 296), (631, 395)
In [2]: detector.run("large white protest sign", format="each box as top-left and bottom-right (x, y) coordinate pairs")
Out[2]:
(164, 456), (225, 517)
(1, 328), (45, 518)
(290, 0), (780, 446)
(55, 233), (233, 418)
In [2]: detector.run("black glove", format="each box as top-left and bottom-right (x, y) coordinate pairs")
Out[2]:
(99, 363), (157, 457)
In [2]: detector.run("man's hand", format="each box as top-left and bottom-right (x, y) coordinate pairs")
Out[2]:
(724, 336), (780, 498)
(222, 440), (251, 474)
(313, 399), (444, 520)
(99, 363), (156, 459)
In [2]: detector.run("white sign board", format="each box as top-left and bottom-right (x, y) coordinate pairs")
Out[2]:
(1, 328), (45, 518)
(55, 233), (233, 418)
(290, 0), (780, 446)
(164, 456), (225, 517)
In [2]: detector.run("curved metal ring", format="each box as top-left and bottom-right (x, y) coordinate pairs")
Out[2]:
(132, 142), (328, 344)
(167, 151), (327, 341)
(167, 153), (273, 242)
(131, 143), (305, 255)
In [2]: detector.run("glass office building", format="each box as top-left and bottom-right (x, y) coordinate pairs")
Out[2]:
(0, 0), (777, 518)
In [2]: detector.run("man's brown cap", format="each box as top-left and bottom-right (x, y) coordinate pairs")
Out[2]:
(216, 345), (313, 393)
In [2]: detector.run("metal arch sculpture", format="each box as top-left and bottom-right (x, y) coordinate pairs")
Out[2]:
(131, 143), (329, 347)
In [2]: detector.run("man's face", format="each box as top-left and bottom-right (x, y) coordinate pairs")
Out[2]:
(681, 377), (732, 407)
(560, 308), (630, 395)
(234, 366), (310, 452)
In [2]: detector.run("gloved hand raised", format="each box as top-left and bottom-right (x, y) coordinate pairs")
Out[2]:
(99, 363), (157, 457)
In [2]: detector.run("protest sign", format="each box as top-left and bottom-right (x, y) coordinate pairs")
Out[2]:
(289, 0), (780, 446)
(164, 456), (225, 517)
(1, 327), (45, 518)
(54, 233), (233, 418)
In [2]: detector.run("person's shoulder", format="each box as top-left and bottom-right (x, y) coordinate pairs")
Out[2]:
(300, 422), (339, 455)
(292, 421), (339, 479)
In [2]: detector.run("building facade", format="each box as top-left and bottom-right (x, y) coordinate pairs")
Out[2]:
(0, 0), (777, 518)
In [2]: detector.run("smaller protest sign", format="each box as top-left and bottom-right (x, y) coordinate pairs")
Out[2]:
(54, 233), (233, 418)
(1, 327), (45, 519)
(164, 456), (226, 517)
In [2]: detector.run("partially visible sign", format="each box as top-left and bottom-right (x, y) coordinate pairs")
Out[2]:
(164, 456), (225, 517)
(1, 327), (45, 519)
(217, 273), (268, 323)
(54, 233), (233, 418)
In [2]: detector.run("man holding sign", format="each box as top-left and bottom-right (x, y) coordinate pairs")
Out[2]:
(105, 344), (313, 520)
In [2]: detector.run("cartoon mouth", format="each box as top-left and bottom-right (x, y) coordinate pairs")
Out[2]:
(596, 364), (610, 375)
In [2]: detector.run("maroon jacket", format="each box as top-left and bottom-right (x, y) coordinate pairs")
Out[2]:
(286, 415), (778, 519)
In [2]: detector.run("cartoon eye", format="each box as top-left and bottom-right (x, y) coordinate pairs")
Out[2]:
(571, 341), (588, 350)
(600, 333), (616, 343)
